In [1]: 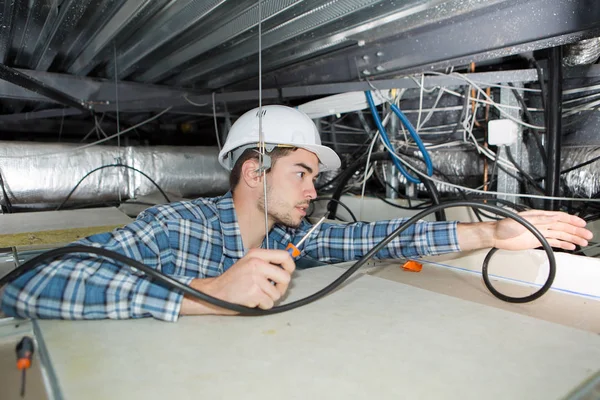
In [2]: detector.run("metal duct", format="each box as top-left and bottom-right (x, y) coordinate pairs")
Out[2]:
(0, 142), (229, 209)
(561, 146), (600, 199)
(563, 37), (600, 66)
(367, 146), (599, 198)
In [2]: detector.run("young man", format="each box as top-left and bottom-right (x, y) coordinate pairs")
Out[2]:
(1, 106), (593, 321)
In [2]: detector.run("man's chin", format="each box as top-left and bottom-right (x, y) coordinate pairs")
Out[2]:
(275, 217), (302, 229)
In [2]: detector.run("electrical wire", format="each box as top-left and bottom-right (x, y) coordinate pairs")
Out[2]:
(365, 91), (433, 184)
(211, 92), (222, 150)
(0, 108), (172, 159)
(0, 201), (558, 314)
(507, 82), (548, 168)
(55, 164), (171, 211)
(379, 134), (600, 203)
(560, 153), (600, 175)
(426, 72), (545, 130)
(257, 0), (269, 250)
(0, 172), (13, 213)
(309, 197), (358, 223)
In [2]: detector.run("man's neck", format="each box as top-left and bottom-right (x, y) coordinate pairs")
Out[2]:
(232, 190), (273, 250)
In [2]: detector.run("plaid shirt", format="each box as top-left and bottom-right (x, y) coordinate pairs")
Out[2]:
(1, 192), (459, 322)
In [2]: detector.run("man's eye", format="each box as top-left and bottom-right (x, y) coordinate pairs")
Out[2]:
(297, 172), (305, 178)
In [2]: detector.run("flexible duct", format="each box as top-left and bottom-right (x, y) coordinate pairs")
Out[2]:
(0, 142), (229, 209)
(563, 37), (600, 66)
(561, 146), (600, 198)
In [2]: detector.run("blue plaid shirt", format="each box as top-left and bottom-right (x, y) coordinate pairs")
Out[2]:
(1, 192), (459, 322)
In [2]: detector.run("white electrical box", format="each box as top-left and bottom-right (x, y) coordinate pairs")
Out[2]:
(488, 119), (519, 145)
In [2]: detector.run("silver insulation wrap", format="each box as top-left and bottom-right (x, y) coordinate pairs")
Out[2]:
(561, 146), (600, 198)
(563, 37), (600, 66)
(380, 146), (599, 197)
(0, 142), (229, 208)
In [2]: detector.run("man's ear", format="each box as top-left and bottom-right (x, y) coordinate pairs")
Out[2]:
(240, 158), (262, 188)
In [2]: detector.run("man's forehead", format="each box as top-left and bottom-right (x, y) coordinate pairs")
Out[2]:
(281, 148), (320, 171)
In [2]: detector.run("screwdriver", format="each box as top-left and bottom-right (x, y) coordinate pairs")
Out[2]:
(286, 216), (326, 257)
(16, 336), (34, 398)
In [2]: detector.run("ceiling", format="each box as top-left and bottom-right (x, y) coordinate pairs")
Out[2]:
(0, 0), (599, 144)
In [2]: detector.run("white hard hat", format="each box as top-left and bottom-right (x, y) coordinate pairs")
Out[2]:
(218, 105), (341, 171)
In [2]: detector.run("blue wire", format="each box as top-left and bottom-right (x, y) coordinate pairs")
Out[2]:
(389, 102), (434, 176)
(365, 91), (433, 184)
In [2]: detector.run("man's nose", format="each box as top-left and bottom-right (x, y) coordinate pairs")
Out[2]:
(306, 182), (317, 200)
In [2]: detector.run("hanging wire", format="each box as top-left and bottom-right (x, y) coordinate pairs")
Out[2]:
(114, 41), (122, 204)
(257, 0), (269, 249)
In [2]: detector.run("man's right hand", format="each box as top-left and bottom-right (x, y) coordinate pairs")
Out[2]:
(180, 248), (296, 316)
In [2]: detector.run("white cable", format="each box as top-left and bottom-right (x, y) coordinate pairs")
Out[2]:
(358, 132), (380, 220)
(442, 88), (543, 112)
(418, 86), (446, 130)
(183, 93), (208, 107)
(563, 91), (600, 105)
(563, 98), (600, 117)
(379, 139), (600, 203)
(0, 108), (172, 159)
(211, 92), (222, 150)
(563, 83), (600, 95)
(428, 73), (544, 130)
(416, 73), (425, 132)
(257, 0), (269, 250)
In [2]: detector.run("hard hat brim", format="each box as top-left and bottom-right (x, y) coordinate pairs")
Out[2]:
(297, 143), (341, 172)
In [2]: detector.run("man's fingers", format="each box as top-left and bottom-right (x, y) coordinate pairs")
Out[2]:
(257, 295), (275, 310)
(257, 277), (283, 302)
(246, 249), (296, 273)
(544, 229), (589, 247)
(545, 239), (576, 251)
(519, 210), (588, 227)
(261, 263), (292, 291)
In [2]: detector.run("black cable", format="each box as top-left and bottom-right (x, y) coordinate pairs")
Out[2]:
(507, 82), (548, 167)
(504, 147), (545, 193)
(311, 197), (358, 223)
(328, 152), (446, 221)
(482, 246), (554, 302)
(0, 201), (557, 312)
(0, 172), (13, 213)
(559, 153), (600, 175)
(56, 164), (171, 211)
(374, 193), (432, 210)
(532, 59), (547, 111)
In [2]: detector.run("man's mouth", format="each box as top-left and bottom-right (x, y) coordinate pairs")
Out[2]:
(296, 203), (309, 216)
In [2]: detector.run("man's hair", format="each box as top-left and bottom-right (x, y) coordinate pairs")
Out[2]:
(229, 146), (298, 192)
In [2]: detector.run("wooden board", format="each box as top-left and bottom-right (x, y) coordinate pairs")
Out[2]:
(36, 266), (600, 400)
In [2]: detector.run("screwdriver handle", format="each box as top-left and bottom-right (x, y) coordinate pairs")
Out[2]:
(16, 336), (34, 370)
(286, 243), (300, 258)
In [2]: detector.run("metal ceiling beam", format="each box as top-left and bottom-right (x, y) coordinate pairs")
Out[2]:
(0, 64), (91, 112)
(135, 0), (305, 83)
(68, 0), (162, 75)
(0, 63), (599, 122)
(31, 0), (96, 71)
(226, 0), (600, 91)
(101, 0), (226, 79)
(170, 0), (391, 86)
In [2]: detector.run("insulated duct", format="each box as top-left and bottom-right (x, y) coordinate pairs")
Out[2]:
(563, 37), (600, 66)
(561, 146), (600, 199)
(358, 146), (599, 198)
(0, 142), (229, 209)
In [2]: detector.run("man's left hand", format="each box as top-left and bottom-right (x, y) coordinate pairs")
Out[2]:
(493, 210), (593, 251)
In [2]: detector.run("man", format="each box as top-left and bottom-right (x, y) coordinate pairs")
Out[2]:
(1, 105), (593, 321)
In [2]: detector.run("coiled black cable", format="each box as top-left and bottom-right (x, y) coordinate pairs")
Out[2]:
(0, 201), (556, 315)
(56, 164), (171, 211)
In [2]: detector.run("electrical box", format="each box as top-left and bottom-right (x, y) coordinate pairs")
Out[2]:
(488, 119), (519, 145)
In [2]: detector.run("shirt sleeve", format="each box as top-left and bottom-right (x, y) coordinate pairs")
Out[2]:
(1, 214), (193, 322)
(301, 218), (460, 262)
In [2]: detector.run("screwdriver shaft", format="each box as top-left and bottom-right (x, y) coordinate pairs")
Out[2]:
(21, 369), (25, 397)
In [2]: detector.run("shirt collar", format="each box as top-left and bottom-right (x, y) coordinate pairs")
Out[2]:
(216, 191), (246, 259)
